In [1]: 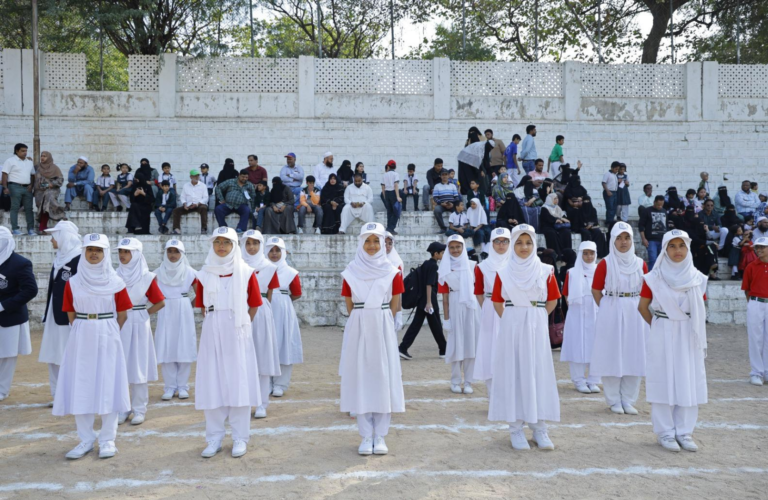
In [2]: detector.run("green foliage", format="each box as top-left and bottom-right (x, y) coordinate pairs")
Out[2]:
(685, 1), (768, 64)
(406, 23), (496, 61)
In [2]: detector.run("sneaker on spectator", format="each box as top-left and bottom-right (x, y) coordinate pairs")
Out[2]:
(297, 227), (304, 234)
(172, 229), (181, 235)
(11, 230), (22, 236)
(315, 228), (321, 234)
(27, 229), (36, 236)
(398, 348), (412, 360)
(201, 228), (207, 235)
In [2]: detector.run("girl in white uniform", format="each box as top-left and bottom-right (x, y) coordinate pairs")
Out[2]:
(590, 222), (649, 415)
(241, 230), (282, 419)
(116, 238), (165, 425)
(195, 227), (262, 458)
(340, 223), (405, 455)
(39, 221), (81, 402)
(438, 234), (481, 394)
(154, 239), (198, 401)
(489, 224), (561, 450)
(385, 231), (404, 332)
(53, 233), (132, 460)
(264, 237), (303, 397)
(560, 241), (601, 394)
(639, 230), (708, 452)
(472, 227), (511, 395)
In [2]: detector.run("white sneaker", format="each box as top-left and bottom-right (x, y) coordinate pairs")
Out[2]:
(161, 389), (175, 401)
(349, 412), (357, 418)
(117, 411), (131, 424)
(463, 383), (474, 394)
(373, 436), (389, 455)
(254, 406), (267, 419)
(532, 431), (555, 450)
(610, 404), (625, 414)
(178, 389), (189, 399)
(232, 440), (247, 458)
(272, 387), (284, 397)
(622, 403), (639, 415)
(65, 441), (94, 460)
(658, 435), (681, 452)
(201, 440), (222, 458)
(588, 384), (601, 393)
(314, 228), (321, 234)
(676, 434), (698, 452)
(510, 430), (530, 450)
(98, 441), (117, 459)
(297, 227), (304, 234)
(750, 375), (764, 386)
(130, 413), (145, 425)
(575, 383), (591, 394)
(358, 437), (373, 455)
(451, 384), (463, 394)
(0, 394), (6, 401)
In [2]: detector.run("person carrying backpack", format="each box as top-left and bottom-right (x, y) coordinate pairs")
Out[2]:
(399, 242), (447, 360)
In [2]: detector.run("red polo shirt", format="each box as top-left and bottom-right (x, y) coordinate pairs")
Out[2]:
(742, 259), (768, 299)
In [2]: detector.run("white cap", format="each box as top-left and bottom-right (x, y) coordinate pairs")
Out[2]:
(360, 222), (386, 238)
(209, 226), (238, 242)
(117, 237), (143, 252)
(758, 216), (767, 223)
(44, 221), (79, 234)
(755, 237), (768, 247)
(165, 238), (186, 253)
(323, 151), (333, 159)
(78, 156), (89, 163)
(81, 233), (110, 249)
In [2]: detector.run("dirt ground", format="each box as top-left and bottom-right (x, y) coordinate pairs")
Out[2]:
(1, 323), (767, 499)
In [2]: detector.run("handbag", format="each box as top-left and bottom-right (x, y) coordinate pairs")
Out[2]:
(548, 302), (565, 349)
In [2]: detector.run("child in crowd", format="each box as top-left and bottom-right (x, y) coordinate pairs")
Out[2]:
(154, 180), (176, 234)
(744, 215), (755, 231)
(401, 164), (419, 211)
(615, 164), (631, 222)
(116, 238), (165, 426)
(264, 237), (303, 397)
(740, 229), (758, 272)
(448, 169), (458, 188)
(683, 189), (697, 210)
(742, 237), (768, 386)
(699, 171), (712, 195)
(112, 163), (133, 211)
(355, 162), (368, 184)
(638, 184), (654, 219)
(158, 162), (177, 191)
(728, 225), (745, 279)
(467, 198), (492, 255)
(549, 135), (565, 173)
(339, 223), (404, 456)
(694, 187), (708, 212)
(94, 164), (115, 212)
(439, 235), (481, 394)
(446, 200), (470, 238)
(380, 160), (402, 234)
(154, 239), (198, 401)
(200, 163), (216, 209)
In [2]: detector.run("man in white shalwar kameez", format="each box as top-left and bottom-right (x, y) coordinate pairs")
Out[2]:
(339, 173), (375, 234)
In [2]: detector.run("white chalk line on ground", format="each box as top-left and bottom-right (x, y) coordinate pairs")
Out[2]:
(1, 465), (767, 493)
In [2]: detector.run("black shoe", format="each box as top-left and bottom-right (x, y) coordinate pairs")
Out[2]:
(709, 276), (721, 281)
(399, 349), (413, 360)
(116, 206), (123, 212)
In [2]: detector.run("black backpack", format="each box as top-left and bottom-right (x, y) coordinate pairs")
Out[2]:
(401, 265), (423, 310)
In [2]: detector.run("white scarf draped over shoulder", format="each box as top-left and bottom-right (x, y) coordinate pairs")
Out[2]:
(342, 223), (398, 307)
(478, 227), (511, 281)
(604, 222), (644, 293)
(116, 238), (157, 305)
(46, 221), (81, 275)
(0, 227), (15, 266)
(568, 241), (597, 305)
(385, 231), (404, 272)
(155, 238), (196, 288)
(241, 229), (278, 287)
(70, 233), (126, 297)
(264, 236), (299, 290)
(438, 234), (478, 308)
(497, 224), (551, 306)
(467, 198), (488, 227)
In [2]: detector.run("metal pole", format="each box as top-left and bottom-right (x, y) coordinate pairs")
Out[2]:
(597, 1), (603, 63)
(736, 4), (741, 63)
(100, 29), (104, 91)
(390, 0), (395, 59)
(534, 0), (539, 61)
(462, 0), (466, 60)
(669, 0), (675, 64)
(249, 0), (255, 57)
(32, 0), (40, 164)
(317, 1), (322, 58)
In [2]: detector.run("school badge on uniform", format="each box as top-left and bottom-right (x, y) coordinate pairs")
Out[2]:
(218, 227), (228, 234)
(367, 223), (377, 230)
(89, 234), (100, 241)
(120, 238), (131, 246)
(62, 267), (71, 281)
(0, 274), (7, 290)
(670, 230), (683, 236)
(170, 240), (179, 246)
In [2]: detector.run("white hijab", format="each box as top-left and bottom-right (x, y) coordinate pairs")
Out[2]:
(240, 230), (271, 272)
(0, 227), (16, 266)
(385, 231), (404, 271)
(200, 227), (254, 338)
(438, 234), (477, 308)
(264, 236), (299, 289)
(467, 198), (488, 227)
(47, 221), (81, 275)
(647, 230), (708, 355)
(116, 238), (157, 304)
(543, 193), (564, 218)
(155, 239), (196, 288)
(70, 234), (126, 296)
(604, 222), (644, 293)
(342, 223), (398, 303)
(568, 241), (597, 304)
(478, 227), (511, 278)
(500, 224), (547, 291)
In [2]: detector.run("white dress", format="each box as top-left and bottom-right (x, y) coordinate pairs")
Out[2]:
(443, 262), (481, 364)
(0, 323), (31, 359)
(194, 275), (261, 410)
(52, 279), (130, 416)
(154, 273), (198, 364)
(251, 267), (281, 377)
(472, 266), (500, 381)
(272, 276), (303, 366)
(38, 300), (70, 365)
(560, 269), (599, 364)
(488, 268), (560, 424)
(644, 276), (708, 407)
(120, 280), (159, 384)
(339, 273), (405, 415)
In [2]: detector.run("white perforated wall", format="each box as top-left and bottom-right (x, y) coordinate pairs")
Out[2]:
(129, 55), (159, 91)
(0, 50), (3, 88)
(718, 64), (768, 98)
(177, 57), (298, 92)
(315, 59), (432, 94)
(580, 64), (684, 98)
(43, 53), (86, 90)
(450, 62), (563, 97)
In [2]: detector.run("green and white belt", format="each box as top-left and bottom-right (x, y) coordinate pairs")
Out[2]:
(485, 293), (493, 298)
(353, 303), (390, 310)
(75, 312), (114, 320)
(654, 310), (690, 319)
(505, 301), (546, 308)
(606, 291), (640, 298)
(207, 305), (216, 312)
(132, 304), (147, 311)
(280, 290), (290, 295)
(261, 292), (268, 298)
(749, 296), (768, 303)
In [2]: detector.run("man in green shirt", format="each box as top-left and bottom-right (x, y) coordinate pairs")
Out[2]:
(548, 135), (565, 173)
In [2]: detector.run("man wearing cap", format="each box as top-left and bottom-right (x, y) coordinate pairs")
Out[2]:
(742, 236), (768, 386)
(313, 152), (336, 190)
(754, 216), (768, 241)
(2, 143), (36, 235)
(215, 169), (256, 233)
(279, 152), (304, 203)
(64, 156), (95, 211)
(199, 163), (216, 209)
(172, 169), (210, 235)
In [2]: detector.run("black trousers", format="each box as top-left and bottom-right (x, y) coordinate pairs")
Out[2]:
(400, 304), (446, 354)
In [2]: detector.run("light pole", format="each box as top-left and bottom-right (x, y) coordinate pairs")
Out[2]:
(317, 1), (322, 58)
(32, 0), (40, 164)
(249, 0), (255, 57)
(390, 0), (395, 59)
(462, 0), (466, 60)
(669, 0), (675, 64)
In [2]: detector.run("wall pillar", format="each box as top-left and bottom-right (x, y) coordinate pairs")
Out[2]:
(298, 55), (315, 118)
(685, 61), (702, 121)
(158, 53), (177, 117)
(563, 61), (581, 121)
(433, 57), (450, 120)
(3, 49), (23, 115)
(702, 61), (719, 121)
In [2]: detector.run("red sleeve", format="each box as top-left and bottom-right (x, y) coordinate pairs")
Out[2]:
(341, 279), (352, 297)
(268, 272), (280, 290)
(195, 281), (205, 308)
(62, 282), (75, 312)
(247, 273), (263, 308)
(546, 272), (562, 301)
(437, 282), (449, 294)
(642, 262), (649, 274)
(591, 259), (607, 290)
(289, 275), (302, 297)
(145, 278), (165, 304)
(474, 266), (485, 295)
(114, 288), (133, 312)
(742, 264), (752, 292)
(562, 272), (570, 297)
(191, 278), (200, 289)
(491, 275), (504, 303)
(392, 273), (405, 295)
(640, 281), (653, 299)
(703, 293), (707, 300)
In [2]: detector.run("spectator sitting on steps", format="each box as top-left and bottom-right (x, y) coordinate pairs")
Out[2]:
(64, 156), (94, 211)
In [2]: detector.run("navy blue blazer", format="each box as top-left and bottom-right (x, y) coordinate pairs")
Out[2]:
(0, 252), (38, 327)
(44, 255), (80, 326)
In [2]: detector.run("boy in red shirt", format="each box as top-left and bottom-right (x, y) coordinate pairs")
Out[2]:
(742, 236), (768, 386)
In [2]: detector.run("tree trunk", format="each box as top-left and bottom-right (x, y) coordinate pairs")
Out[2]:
(640, 0), (690, 64)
